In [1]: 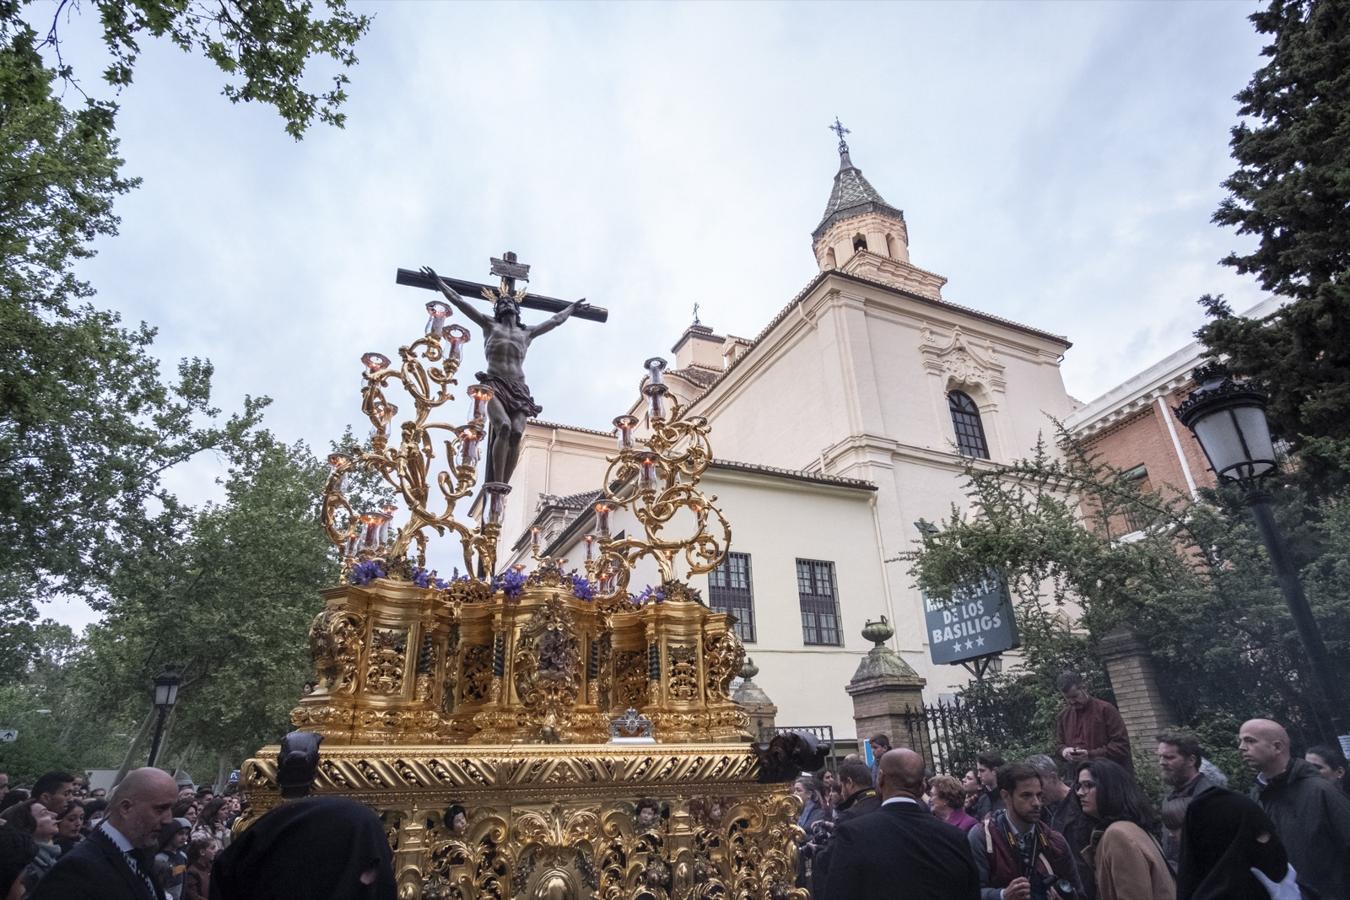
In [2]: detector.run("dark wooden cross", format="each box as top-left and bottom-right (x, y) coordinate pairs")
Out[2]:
(395, 250), (608, 323)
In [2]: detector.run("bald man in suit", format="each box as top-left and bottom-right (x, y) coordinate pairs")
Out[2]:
(821, 748), (980, 900)
(31, 767), (177, 900)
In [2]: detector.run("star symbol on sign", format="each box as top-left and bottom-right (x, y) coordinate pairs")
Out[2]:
(951, 642), (963, 654)
(975, 636), (985, 647)
(964, 639), (975, 651)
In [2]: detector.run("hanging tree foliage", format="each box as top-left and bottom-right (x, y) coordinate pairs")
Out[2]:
(910, 430), (1350, 765)
(0, 0), (371, 669)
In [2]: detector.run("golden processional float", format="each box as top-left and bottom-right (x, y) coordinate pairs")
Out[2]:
(238, 259), (821, 899)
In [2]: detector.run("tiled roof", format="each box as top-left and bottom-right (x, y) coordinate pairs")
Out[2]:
(553, 489), (601, 510)
(813, 145), (905, 241)
(528, 419), (612, 438)
(710, 459), (875, 491)
(670, 366), (720, 388)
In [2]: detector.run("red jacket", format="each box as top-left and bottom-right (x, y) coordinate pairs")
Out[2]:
(1057, 697), (1132, 770)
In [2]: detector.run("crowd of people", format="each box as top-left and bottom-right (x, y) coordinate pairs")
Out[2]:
(0, 769), (249, 899)
(797, 673), (1350, 900)
(2, 670), (1348, 900)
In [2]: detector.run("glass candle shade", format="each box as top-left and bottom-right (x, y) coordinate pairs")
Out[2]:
(468, 385), (493, 421)
(584, 534), (595, 561)
(512, 563), (527, 574)
(458, 427), (482, 467)
(378, 504), (398, 544)
(372, 401), (399, 429)
(530, 526), (542, 552)
(327, 452), (350, 469)
(599, 569), (617, 594)
(593, 500), (615, 537)
(485, 485), (508, 526)
(445, 325), (470, 363)
(425, 300), (452, 337)
(360, 511), (385, 547)
(612, 415), (638, 451)
(362, 352), (391, 373)
(637, 452), (660, 492)
(644, 356), (668, 388)
(644, 385), (667, 421)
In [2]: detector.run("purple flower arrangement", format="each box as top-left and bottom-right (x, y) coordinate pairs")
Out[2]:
(494, 568), (528, 599)
(349, 560), (386, 585)
(633, 584), (665, 605)
(412, 567), (448, 590)
(569, 573), (595, 601)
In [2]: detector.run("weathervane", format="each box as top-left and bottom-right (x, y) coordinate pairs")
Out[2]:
(829, 116), (851, 152)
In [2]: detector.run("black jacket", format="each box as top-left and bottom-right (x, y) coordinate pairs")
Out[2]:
(820, 800), (981, 900)
(1251, 757), (1350, 900)
(811, 788), (882, 896)
(29, 828), (158, 900)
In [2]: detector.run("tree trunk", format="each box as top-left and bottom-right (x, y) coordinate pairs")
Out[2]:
(112, 708), (156, 788)
(170, 740), (200, 787)
(215, 754), (229, 793)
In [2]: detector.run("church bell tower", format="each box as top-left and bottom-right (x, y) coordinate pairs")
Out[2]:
(812, 120), (946, 301)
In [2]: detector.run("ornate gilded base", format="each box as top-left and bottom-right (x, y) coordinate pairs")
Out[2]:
(240, 742), (804, 899)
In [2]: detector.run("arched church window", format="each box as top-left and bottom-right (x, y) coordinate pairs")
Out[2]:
(948, 391), (990, 459)
(852, 233), (867, 253)
(885, 233), (896, 258)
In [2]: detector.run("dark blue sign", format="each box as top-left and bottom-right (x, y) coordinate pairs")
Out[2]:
(923, 575), (1019, 665)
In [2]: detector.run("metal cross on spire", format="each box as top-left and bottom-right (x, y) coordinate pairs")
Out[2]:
(829, 117), (851, 151)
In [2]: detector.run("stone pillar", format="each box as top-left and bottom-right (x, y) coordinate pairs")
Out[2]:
(1099, 626), (1175, 755)
(846, 617), (928, 752)
(732, 657), (778, 739)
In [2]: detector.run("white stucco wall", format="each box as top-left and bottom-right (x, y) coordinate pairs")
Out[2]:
(498, 267), (1078, 733)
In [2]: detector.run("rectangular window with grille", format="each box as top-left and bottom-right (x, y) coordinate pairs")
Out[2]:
(796, 559), (842, 646)
(708, 552), (755, 642)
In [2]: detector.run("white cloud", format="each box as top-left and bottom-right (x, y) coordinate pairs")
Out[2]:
(48, 0), (1268, 627)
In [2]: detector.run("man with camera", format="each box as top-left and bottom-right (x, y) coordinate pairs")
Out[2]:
(809, 760), (880, 896)
(968, 763), (1080, 900)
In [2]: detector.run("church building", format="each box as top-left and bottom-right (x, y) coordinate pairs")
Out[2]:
(498, 133), (1078, 743)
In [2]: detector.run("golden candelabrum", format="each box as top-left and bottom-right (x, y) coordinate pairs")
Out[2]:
(244, 266), (808, 900)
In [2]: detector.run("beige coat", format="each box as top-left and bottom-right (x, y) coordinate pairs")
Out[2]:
(1089, 820), (1176, 900)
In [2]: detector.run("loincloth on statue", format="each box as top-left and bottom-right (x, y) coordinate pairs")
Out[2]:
(476, 372), (543, 419)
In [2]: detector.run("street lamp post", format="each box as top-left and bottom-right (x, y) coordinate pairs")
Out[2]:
(146, 667), (181, 768)
(1176, 367), (1346, 739)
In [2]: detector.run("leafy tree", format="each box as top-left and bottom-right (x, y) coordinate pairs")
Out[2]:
(1197, 0), (1350, 493)
(911, 431), (1350, 760)
(62, 433), (334, 781)
(1, 0), (370, 667)
(12, 0), (372, 139)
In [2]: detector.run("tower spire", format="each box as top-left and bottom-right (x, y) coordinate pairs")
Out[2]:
(829, 117), (853, 168)
(811, 122), (915, 275)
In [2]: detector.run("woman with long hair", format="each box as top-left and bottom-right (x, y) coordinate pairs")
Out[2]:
(0, 799), (61, 893)
(54, 800), (84, 854)
(790, 777), (825, 888)
(192, 797), (230, 847)
(1076, 760), (1175, 900)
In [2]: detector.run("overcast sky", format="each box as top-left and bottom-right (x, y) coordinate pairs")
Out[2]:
(45, 1), (1268, 627)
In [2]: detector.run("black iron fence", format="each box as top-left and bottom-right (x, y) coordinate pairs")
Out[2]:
(894, 698), (1033, 776)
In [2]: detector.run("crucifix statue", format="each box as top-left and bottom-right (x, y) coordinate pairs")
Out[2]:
(408, 252), (601, 493)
